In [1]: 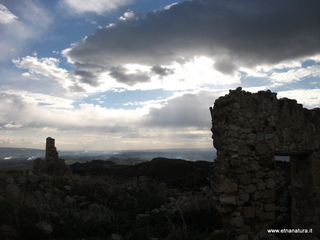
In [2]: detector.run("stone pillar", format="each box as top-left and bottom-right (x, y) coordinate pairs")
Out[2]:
(46, 137), (59, 162)
(33, 137), (72, 176)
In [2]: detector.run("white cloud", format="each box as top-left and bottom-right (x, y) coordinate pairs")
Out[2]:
(119, 11), (139, 21)
(0, 4), (18, 24)
(0, 88), (222, 150)
(61, 0), (133, 15)
(13, 56), (74, 91)
(0, 89), (149, 131)
(61, 54), (240, 93)
(12, 55), (113, 95)
(278, 89), (320, 109)
(144, 89), (227, 128)
(0, 1), (53, 61)
(270, 65), (320, 87)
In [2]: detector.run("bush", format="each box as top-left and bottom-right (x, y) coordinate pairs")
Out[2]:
(0, 170), (220, 240)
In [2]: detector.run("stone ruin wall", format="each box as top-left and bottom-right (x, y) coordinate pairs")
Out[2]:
(210, 88), (320, 239)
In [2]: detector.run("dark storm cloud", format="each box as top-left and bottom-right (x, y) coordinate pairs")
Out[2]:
(63, 0), (320, 83)
(109, 66), (150, 86)
(151, 66), (174, 77)
(74, 69), (99, 86)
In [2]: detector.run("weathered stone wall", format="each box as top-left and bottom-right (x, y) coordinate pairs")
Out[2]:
(210, 88), (320, 239)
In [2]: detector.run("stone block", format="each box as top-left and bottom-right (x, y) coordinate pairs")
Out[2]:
(265, 178), (275, 189)
(251, 191), (261, 201)
(247, 133), (256, 140)
(268, 141), (276, 150)
(243, 206), (255, 219)
(251, 178), (260, 184)
(231, 211), (241, 217)
(230, 157), (241, 167)
(213, 176), (238, 194)
(236, 173), (252, 185)
(256, 132), (265, 141)
(265, 133), (275, 140)
(255, 170), (266, 179)
(259, 156), (274, 168)
(230, 216), (244, 228)
(246, 160), (261, 172)
(279, 207), (288, 213)
(257, 181), (265, 190)
(263, 126), (274, 133)
(255, 143), (269, 155)
(239, 146), (252, 156)
(259, 212), (275, 221)
(237, 235), (249, 240)
(267, 170), (276, 178)
(246, 139), (255, 145)
(241, 128), (252, 134)
(244, 184), (257, 193)
(260, 190), (275, 199)
(264, 203), (276, 212)
(216, 205), (233, 213)
(219, 195), (237, 205)
(239, 193), (250, 203)
(233, 167), (247, 174)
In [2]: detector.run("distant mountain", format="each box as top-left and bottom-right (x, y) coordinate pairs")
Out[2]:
(0, 147), (216, 162)
(0, 147), (216, 170)
(0, 147), (45, 161)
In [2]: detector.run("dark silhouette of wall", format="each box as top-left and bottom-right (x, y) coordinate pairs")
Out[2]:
(210, 88), (320, 239)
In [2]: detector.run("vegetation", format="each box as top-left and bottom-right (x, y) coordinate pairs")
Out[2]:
(0, 158), (221, 240)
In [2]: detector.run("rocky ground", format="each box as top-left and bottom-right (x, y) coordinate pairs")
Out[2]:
(0, 158), (220, 240)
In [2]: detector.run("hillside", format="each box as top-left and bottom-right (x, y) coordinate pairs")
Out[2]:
(70, 157), (212, 190)
(0, 157), (219, 240)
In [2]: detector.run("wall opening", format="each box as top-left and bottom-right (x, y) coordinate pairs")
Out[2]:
(273, 153), (314, 237)
(274, 155), (291, 236)
(290, 154), (315, 229)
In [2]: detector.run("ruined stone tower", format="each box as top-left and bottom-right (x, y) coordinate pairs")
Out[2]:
(210, 88), (320, 239)
(46, 137), (59, 162)
(33, 137), (72, 175)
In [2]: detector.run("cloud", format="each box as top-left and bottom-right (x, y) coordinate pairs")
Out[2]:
(0, 1), (53, 61)
(109, 66), (151, 86)
(151, 66), (174, 77)
(144, 90), (225, 128)
(13, 56), (74, 91)
(0, 88), (223, 150)
(0, 90), (135, 131)
(61, 0), (133, 15)
(0, 4), (18, 24)
(277, 89), (320, 109)
(63, 0), (320, 86)
(74, 69), (99, 86)
(270, 64), (320, 86)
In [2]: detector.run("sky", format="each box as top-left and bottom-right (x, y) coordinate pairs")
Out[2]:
(0, 0), (320, 151)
